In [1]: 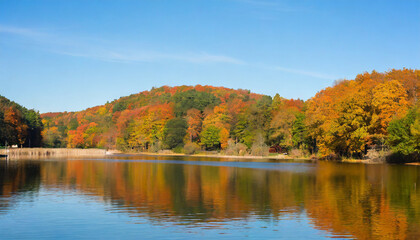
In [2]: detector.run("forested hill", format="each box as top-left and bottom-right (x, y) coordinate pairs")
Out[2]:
(0, 95), (43, 147)
(37, 69), (420, 159)
(41, 85), (305, 151)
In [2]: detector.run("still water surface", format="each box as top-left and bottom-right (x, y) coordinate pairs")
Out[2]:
(0, 155), (419, 239)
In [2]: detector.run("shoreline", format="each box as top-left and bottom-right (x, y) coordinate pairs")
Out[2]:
(109, 152), (418, 165)
(0, 148), (106, 160)
(1, 148), (418, 165)
(111, 151), (313, 162)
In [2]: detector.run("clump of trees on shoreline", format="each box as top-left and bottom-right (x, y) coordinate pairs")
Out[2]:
(0, 96), (43, 148)
(306, 69), (419, 160)
(386, 105), (420, 161)
(3, 69), (419, 161)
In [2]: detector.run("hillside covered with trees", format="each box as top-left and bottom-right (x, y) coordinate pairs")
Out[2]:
(2, 68), (419, 161)
(0, 96), (43, 147)
(41, 85), (306, 155)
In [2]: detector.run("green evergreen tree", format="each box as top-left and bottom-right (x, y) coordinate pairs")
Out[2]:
(163, 118), (188, 149)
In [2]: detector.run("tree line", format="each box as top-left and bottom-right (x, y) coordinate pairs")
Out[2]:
(3, 69), (419, 160)
(0, 96), (43, 147)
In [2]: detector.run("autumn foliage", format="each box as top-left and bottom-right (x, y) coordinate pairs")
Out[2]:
(306, 69), (419, 158)
(41, 85), (269, 152)
(0, 68), (413, 159)
(0, 96), (43, 147)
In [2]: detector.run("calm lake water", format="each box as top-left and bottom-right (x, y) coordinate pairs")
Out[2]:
(0, 155), (419, 239)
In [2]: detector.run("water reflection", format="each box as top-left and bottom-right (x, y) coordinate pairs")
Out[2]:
(0, 161), (41, 213)
(0, 158), (419, 239)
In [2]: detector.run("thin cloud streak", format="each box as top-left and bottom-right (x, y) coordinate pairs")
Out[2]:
(0, 25), (45, 38)
(100, 51), (246, 64)
(1, 24), (333, 80)
(53, 49), (246, 64)
(0, 25), (244, 65)
(272, 66), (337, 80)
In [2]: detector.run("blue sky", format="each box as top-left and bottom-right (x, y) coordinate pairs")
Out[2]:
(0, 0), (419, 113)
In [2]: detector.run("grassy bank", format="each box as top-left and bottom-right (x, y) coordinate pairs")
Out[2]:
(0, 148), (106, 160)
(2, 148), (417, 165)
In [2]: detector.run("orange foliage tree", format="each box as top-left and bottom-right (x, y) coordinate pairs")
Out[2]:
(306, 69), (416, 157)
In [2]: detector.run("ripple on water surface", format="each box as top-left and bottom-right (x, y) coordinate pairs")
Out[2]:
(0, 158), (419, 239)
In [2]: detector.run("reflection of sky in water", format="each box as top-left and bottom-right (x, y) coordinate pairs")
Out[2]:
(1, 159), (419, 239)
(0, 189), (341, 240)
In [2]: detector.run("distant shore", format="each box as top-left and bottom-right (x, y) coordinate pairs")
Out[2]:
(1, 148), (418, 165)
(0, 148), (300, 161)
(111, 151), (311, 161)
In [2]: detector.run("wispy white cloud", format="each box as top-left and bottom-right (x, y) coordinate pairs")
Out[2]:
(272, 66), (336, 80)
(52, 49), (246, 64)
(0, 25), (45, 38)
(167, 52), (245, 64)
(1, 24), (333, 80)
(0, 25), (244, 65)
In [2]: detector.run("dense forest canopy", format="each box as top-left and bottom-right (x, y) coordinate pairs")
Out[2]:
(40, 85), (273, 152)
(2, 69), (419, 160)
(306, 69), (419, 159)
(0, 95), (43, 147)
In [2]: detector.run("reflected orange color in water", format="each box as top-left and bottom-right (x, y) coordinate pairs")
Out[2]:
(305, 162), (410, 239)
(1, 158), (420, 239)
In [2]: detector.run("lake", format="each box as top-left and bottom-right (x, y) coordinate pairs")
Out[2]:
(0, 155), (419, 239)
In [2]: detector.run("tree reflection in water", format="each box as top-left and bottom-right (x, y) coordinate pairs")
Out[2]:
(0, 158), (419, 239)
